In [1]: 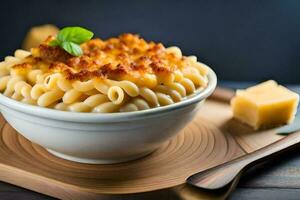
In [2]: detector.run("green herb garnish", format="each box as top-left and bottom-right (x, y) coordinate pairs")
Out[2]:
(49, 26), (94, 56)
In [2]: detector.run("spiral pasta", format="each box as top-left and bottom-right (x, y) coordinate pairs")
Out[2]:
(0, 34), (209, 113)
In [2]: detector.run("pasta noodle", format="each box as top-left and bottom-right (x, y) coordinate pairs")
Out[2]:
(0, 76), (11, 91)
(105, 80), (139, 97)
(14, 81), (32, 98)
(107, 86), (125, 105)
(72, 80), (94, 92)
(27, 69), (43, 84)
(0, 33), (209, 113)
(156, 92), (174, 106)
(62, 89), (82, 104)
(31, 84), (47, 100)
(155, 85), (182, 102)
(93, 102), (120, 113)
(37, 90), (64, 107)
(139, 87), (159, 107)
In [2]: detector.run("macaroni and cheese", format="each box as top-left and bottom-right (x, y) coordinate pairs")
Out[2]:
(0, 33), (209, 113)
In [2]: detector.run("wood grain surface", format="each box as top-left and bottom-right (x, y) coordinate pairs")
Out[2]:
(0, 88), (289, 199)
(0, 103), (242, 199)
(188, 130), (300, 190)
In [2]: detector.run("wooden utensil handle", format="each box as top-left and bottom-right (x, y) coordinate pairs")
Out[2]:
(244, 131), (300, 164)
(210, 87), (235, 103)
(187, 131), (300, 190)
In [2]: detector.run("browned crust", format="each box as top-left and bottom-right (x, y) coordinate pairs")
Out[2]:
(12, 33), (188, 81)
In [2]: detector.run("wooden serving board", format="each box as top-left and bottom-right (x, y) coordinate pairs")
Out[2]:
(0, 89), (285, 199)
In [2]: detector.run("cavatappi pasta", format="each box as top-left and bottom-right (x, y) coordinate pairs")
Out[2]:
(0, 34), (209, 113)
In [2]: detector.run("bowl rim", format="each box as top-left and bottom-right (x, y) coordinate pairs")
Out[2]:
(0, 68), (217, 122)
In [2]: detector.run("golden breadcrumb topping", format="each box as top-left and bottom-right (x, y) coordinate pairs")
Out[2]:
(13, 33), (190, 82)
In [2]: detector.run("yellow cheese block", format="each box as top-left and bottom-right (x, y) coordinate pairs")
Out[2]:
(231, 80), (299, 130)
(22, 24), (59, 50)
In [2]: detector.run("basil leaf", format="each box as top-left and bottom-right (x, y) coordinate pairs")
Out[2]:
(48, 39), (60, 46)
(48, 26), (93, 57)
(57, 27), (94, 44)
(61, 41), (83, 56)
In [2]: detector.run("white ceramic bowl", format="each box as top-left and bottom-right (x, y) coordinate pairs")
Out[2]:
(0, 69), (217, 164)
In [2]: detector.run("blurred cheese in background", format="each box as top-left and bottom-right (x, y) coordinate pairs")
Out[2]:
(231, 80), (299, 130)
(22, 24), (59, 50)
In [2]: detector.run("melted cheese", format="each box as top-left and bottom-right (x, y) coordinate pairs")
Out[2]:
(14, 34), (193, 85)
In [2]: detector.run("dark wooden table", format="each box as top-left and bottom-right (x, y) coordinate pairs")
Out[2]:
(0, 83), (299, 200)
(227, 82), (300, 200)
(1, 151), (300, 200)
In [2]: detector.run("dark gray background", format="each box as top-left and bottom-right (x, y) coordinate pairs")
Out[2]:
(0, 0), (299, 83)
(0, 2), (299, 199)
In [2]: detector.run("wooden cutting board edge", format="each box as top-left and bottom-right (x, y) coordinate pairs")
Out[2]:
(0, 87), (283, 200)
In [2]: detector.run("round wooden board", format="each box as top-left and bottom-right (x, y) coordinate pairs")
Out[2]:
(0, 109), (242, 195)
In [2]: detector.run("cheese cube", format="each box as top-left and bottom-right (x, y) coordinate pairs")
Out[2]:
(231, 80), (299, 130)
(22, 24), (59, 50)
